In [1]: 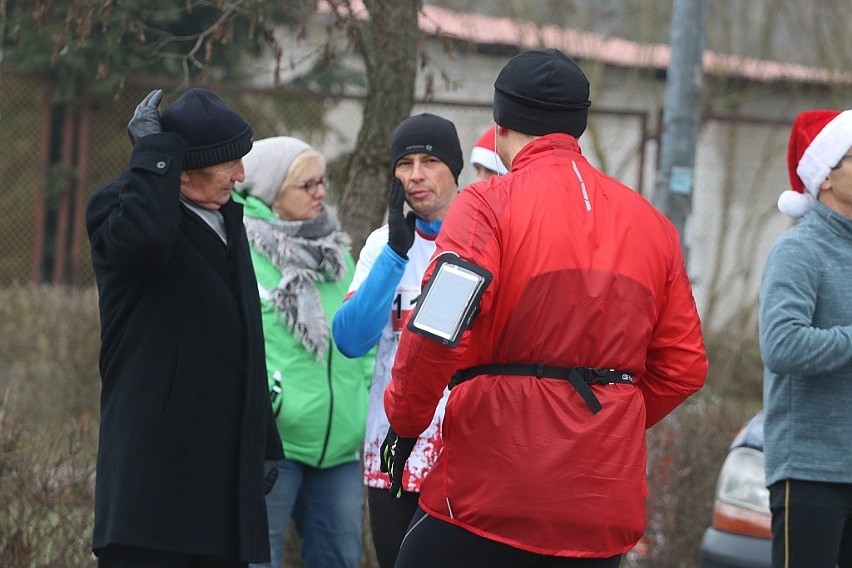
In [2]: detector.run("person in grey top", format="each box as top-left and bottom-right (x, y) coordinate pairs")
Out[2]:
(760, 108), (852, 568)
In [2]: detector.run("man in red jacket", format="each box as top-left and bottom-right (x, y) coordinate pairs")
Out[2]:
(383, 48), (708, 567)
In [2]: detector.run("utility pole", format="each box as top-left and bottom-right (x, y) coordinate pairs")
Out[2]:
(653, 0), (709, 261)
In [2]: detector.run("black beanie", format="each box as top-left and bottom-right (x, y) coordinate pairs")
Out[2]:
(390, 113), (464, 182)
(160, 88), (253, 170)
(493, 48), (591, 138)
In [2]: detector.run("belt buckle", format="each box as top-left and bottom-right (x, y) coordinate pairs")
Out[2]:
(588, 367), (620, 385)
(588, 367), (606, 384)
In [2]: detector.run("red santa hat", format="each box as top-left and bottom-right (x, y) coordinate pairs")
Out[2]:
(469, 126), (508, 175)
(778, 109), (852, 219)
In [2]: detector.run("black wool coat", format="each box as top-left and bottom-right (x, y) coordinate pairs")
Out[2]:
(86, 132), (283, 563)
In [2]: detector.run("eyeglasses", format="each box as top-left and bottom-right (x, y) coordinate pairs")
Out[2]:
(291, 176), (329, 195)
(831, 155), (852, 171)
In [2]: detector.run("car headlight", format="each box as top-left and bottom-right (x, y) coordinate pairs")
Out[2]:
(711, 446), (772, 538)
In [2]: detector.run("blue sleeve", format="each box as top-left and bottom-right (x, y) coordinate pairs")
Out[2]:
(759, 238), (852, 375)
(333, 244), (407, 358)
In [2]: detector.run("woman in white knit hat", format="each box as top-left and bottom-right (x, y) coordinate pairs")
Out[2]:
(233, 136), (373, 568)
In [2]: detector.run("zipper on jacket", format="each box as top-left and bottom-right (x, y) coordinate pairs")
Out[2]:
(316, 345), (334, 466)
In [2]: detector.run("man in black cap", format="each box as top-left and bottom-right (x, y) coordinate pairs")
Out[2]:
(332, 113), (462, 568)
(86, 88), (284, 567)
(383, 48), (708, 567)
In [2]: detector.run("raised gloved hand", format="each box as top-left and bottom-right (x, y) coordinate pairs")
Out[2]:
(127, 89), (164, 145)
(387, 177), (416, 259)
(380, 427), (417, 498)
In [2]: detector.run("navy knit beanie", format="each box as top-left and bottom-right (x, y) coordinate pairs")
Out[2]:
(493, 48), (591, 138)
(160, 88), (253, 170)
(390, 113), (463, 182)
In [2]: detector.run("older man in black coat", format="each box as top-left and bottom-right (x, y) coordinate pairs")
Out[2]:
(86, 88), (284, 568)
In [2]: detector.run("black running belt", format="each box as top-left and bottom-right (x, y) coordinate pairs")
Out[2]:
(449, 363), (633, 414)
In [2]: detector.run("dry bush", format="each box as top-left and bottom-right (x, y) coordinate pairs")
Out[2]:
(635, 398), (747, 567)
(701, 327), (765, 405)
(0, 285), (101, 429)
(0, 284), (100, 567)
(0, 414), (97, 567)
(634, 330), (764, 568)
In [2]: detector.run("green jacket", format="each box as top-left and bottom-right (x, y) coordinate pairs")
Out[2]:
(234, 193), (373, 468)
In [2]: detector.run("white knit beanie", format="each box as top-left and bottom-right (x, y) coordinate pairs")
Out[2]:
(235, 136), (313, 206)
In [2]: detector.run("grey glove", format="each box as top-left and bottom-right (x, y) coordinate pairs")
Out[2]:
(387, 178), (416, 259)
(127, 89), (164, 145)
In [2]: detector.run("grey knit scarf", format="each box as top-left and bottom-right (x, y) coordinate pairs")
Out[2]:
(243, 208), (350, 359)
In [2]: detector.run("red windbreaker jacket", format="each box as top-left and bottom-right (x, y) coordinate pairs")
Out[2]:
(385, 133), (707, 557)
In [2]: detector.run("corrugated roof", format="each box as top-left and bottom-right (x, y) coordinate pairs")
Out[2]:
(318, 1), (852, 85)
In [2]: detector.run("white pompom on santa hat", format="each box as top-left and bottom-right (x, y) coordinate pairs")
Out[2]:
(469, 126), (508, 175)
(778, 109), (852, 219)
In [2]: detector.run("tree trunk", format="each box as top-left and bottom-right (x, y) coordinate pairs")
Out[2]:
(338, 0), (421, 258)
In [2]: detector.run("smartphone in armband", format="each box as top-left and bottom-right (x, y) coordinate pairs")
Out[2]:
(407, 254), (492, 347)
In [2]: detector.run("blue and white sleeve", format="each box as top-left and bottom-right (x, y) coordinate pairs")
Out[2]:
(333, 242), (407, 358)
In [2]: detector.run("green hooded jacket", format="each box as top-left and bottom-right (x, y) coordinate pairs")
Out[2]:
(234, 192), (373, 468)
